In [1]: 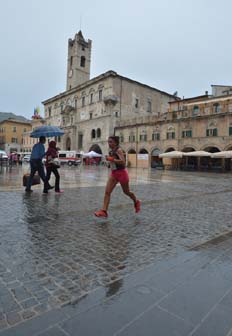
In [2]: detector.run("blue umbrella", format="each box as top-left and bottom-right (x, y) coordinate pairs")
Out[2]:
(30, 125), (64, 138)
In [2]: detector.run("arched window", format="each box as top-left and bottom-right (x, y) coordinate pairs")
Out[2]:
(119, 132), (124, 143)
(91, 130), (95, 138)
(89, 89), (94, 104)
(97, 128), (101, 138)
(192, 105), (199, 116)
(80, 56), (86, 67)
(129, 132), (135, 142)
(166, 125), (175, 139)
(60, 102), (64, 112)
(139, 130), (147, 142)
(213, 103), (221, 113)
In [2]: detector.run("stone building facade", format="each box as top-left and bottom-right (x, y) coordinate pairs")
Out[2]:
(42, 32), (177, 156)
(0, 113), (31, 153)
(114, 85), (232, 168)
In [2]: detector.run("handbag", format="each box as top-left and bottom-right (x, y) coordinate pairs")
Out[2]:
(49, 158), (60, 168)
(23, 173), (41, 186)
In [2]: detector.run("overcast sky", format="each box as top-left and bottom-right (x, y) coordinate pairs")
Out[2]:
(0, 0), (232, 119)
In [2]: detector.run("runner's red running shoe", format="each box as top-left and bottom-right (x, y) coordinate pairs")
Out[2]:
(94, 210), (108, 218)
(135, 200), (141, 213)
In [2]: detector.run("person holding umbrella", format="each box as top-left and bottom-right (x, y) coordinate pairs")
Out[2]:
(25, 136), (53, 193)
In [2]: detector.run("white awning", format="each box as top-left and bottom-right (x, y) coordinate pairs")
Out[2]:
(211, 151), (232, 158)
(183, 151), (211, 157)
(159, 151), (183, 158)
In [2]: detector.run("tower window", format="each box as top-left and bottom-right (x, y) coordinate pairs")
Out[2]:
(91, 129), (96, 139)
(147, 100), (152, 112)
(135, 98), (139, 109)
(70, 56), (73, 66)
(99, 90), (103, 101)
(80, 56), (86, 67)
(97, 128), (101, 138)
(82, 96), (85, 107)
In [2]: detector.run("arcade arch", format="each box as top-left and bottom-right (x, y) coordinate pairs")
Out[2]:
(139, 148), (148, 154)
(151, 148), (162, 169)
(89, 144), (102, 154)
(165, 147), (175, 153)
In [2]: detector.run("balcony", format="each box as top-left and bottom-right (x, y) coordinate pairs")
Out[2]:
(103, 95), (119, 106)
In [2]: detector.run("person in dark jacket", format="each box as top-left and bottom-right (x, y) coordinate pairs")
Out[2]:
(25, 136), (53, 193)
(44, 141), (63, 193)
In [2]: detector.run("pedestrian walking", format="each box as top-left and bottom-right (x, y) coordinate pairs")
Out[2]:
(44, 141), (64, 194)
(94, 136), (140, 218)
(25, 136), (52, 193)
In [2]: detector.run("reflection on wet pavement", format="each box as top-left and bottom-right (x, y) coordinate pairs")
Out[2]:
(1, 165), (232, 330)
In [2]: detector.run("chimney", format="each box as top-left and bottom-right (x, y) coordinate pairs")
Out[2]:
(205, 91), (208, 95)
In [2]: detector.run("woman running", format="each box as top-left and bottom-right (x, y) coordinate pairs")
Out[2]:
(94, 136), (140, 218)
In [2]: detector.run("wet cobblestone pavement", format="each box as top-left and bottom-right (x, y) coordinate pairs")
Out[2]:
(1, 165), (232, 332)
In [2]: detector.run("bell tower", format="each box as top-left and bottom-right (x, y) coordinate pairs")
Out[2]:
(66, 31), (92, 90)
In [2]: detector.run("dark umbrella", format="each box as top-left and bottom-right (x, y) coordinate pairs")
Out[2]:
(30, 125), (64, 138)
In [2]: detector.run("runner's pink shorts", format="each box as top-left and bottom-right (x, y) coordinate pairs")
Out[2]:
(110, 169), (129, 184)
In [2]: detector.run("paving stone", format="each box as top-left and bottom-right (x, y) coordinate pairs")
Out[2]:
(0, 295), (21, 314)
(11, 287), (31, 302)
(37, 326), (67, 336)
(0, 319), (7, 331)
(20, 298), (38, 309)
(0, 284), (10, 297)
(5, 312), (21, 326)
(21, 310), (36, 320)
(33, 303), (50, 315)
